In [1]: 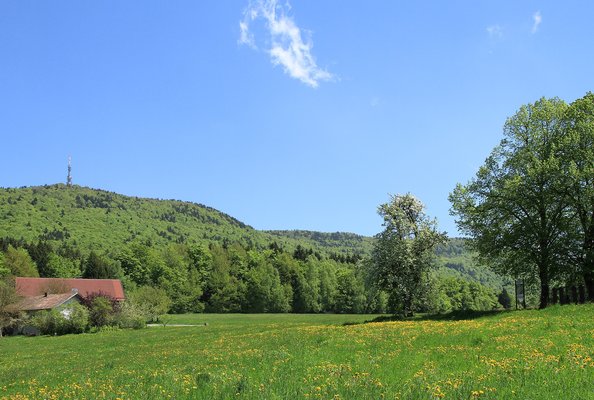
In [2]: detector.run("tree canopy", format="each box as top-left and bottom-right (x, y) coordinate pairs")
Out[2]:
(450, 93), (594, 308)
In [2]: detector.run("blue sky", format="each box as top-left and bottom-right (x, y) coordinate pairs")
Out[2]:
(1, 1), (593, 237)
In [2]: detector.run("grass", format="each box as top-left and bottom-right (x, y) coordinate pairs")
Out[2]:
(1, 305), (594, 399)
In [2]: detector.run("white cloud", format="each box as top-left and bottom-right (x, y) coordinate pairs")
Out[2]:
(239, 0), (334, 88)
(532, 11), (542, 34)
(486, 24), (503, 39)
(239, 21), (254, 48)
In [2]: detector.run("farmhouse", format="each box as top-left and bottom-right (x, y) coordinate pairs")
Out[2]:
(15, 277), (126, 302)
(9, 290), (82, 316)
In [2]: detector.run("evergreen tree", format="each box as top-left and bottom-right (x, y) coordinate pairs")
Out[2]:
(83, 251), (119, 279)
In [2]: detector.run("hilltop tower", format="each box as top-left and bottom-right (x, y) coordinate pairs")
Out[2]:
(67, 156), (72, 187)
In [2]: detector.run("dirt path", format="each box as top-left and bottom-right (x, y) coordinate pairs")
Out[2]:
(146, 323), (207, 327)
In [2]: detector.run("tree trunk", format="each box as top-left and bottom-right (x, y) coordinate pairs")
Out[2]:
(403, 295), (413, 318)
(539, 267), (550, 309)
(579, 286), (586, 304)
(583, 227), (594, 301)
(552, 287), (559, 304)
(584, 270), (594, 302)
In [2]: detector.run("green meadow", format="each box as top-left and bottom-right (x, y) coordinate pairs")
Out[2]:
(1, 306), (594, 400)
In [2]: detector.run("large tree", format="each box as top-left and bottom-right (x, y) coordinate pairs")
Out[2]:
(563, 92), (594, 300)
(371, 193), (446, 316)
(449, 97), (574, 308)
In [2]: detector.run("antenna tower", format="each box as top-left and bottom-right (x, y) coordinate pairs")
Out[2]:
(67, 156), (72, 187)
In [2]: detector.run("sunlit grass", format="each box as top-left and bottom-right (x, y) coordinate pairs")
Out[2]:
(1, 305), (593, 399)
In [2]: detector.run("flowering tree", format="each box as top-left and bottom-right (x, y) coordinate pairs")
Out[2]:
(371, 193), (446, 316)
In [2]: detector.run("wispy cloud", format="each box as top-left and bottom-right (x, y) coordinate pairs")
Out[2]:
(486, 24), (503, 39)
(531, 11), (542, 34)
(239, 0), (334, 88)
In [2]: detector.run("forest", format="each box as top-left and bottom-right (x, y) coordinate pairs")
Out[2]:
(0, 184), (504, 315)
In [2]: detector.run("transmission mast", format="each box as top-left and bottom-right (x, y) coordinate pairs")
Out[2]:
(67, 156), (72, 187)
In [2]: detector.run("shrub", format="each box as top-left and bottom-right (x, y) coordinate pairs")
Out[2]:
(128, 286), (171, 322)
(31, 310), (65, 335)
(113, 302), (146, 329)
(81, 292), (119, 328)
(63, 303), (89, 333)
(30, 303), (89, 335)
(88, 296), (114, 328)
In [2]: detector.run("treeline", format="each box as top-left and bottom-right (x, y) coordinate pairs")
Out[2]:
(0, 236), (505, 314)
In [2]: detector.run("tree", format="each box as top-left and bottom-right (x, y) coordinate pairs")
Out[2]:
(83, 251), (120, 279)
(25, 241), (53, 277)
(84, 294), (116, 327)
(371, 193), (446, 316)
(204, 245), (245, 312)
(563, 92), (594, 300)
(158, 245), (200, 313)
(450, 97), (573, 309)
(3, 245), (39, 277)
(317, 260), (338, 312)
(45, 253), (81, 278)
(0, 279), (21, 337)
(0, 253), (9, 278)
(243, 251), (289, 313)
(117, 244), (156, 286)
(187, 245), (212, 288)
(128, 286), (172, 322)
(334, 267), (366, 314)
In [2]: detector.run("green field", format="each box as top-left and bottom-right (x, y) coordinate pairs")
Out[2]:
(1, 306), (594, 399)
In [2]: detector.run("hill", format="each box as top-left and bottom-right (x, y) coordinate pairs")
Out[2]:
(0, 184), (371, 257)
(435, 237), (513, 292)
(0, 185), (508, 298)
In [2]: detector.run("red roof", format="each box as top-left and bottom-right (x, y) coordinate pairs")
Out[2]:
(15, 278), (125, 301)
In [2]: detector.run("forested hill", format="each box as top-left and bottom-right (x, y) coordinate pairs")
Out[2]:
(0, 184), (370, 257)
(265, 230), (374, 255)
(435, 238), (512, 292)
(0, 184), (512, 311)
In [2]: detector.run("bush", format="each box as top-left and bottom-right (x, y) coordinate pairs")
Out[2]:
(63, 303), (89, 333)
(88, 296), (114, 328)
(31, 310), (65, 335)
(81, 293), (119, 328)
(128, 286), (171, 322)
(113, 302), (146, 329)
(31, 303), (89, 335)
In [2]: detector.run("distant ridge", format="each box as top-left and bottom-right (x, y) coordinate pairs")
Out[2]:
(0, 184), (372, 256)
